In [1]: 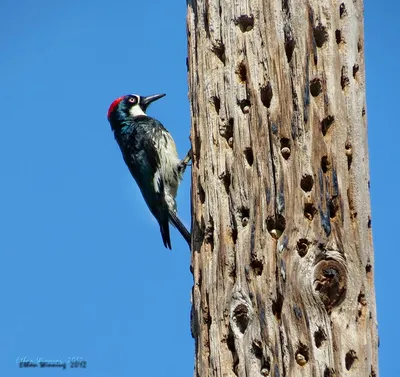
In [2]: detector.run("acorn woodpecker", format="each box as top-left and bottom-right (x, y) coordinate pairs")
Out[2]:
(107, 93), (191, 249)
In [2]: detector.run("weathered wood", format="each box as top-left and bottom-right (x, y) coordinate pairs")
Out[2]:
(187, 0), (377, 376)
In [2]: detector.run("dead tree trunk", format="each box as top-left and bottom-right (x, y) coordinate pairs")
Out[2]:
(187, 0), (378, 376)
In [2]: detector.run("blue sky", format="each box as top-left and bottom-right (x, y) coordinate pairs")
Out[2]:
(0, 0), (397, 376)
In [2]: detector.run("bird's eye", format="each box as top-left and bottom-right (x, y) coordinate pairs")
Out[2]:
(128, 97), (138, 104)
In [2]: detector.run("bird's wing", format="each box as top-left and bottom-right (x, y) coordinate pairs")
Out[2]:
(125, 117), (168, 193)
(121, 118), (172, 249)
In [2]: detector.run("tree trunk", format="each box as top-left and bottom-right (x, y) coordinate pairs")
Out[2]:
(187, 0), (378, 376)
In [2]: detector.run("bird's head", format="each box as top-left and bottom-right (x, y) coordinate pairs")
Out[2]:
(107, 93), (166, 130)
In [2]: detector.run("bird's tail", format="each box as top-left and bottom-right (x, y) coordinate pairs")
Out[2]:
(169, 210), (191, 247)
(159, 221), (172, 250)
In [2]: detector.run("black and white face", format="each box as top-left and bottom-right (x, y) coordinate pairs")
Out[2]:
(125, 95), (145, 117)
(125, 93), (167, 117)
(107, 93), (166, 127)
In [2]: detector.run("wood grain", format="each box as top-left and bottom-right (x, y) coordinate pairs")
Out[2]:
(187, 0), (378, 376)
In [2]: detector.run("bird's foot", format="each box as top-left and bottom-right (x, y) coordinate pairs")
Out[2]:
(182, 148), (192, 165)
(179, 148), (193, 173)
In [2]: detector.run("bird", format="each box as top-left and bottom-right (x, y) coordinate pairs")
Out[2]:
(107, 93), (191, 249)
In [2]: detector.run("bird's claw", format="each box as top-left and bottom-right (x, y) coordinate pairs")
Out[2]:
(179, 148), (193, 173)
(182, 148), (192, 165)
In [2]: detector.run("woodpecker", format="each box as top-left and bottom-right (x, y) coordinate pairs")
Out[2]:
(107, 93), (191, 249)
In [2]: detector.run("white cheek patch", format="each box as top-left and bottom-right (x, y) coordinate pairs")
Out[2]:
(129, 104), (146, 117)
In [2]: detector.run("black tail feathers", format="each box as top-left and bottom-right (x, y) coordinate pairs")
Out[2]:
(169, 210), (191, 247)
(159, 221), (172, 250)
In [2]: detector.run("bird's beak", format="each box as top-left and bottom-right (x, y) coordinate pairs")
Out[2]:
(141, 93), (166, 107)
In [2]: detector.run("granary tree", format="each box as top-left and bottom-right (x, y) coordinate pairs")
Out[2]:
(186, 0), (378, 376)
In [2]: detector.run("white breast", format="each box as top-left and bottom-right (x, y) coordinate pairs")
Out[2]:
(154, 130), (182, 212)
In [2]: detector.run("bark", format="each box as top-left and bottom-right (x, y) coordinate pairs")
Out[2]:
(187, 0), (378, 377)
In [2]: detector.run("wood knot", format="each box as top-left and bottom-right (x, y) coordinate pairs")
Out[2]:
(314, 23), (328, 48)
(211, 40), (226, 64)
(239, 99), (251, 114)
(280, 138), (291, 160)
(260, 82), (273, 108)
(250, 260), (263, 276)
(211, 96), (221, 114)
(281, 147), (291, 160)
(266, 215), (286, 239)
(324, 367), (337, 377)
(345, 142), (352, 169)
(304, 203), (317, 221)
(219, 117), (234, 141)
(244, 147), (254, 166)
(284, 24), (295, 63)
(236, 61), (247, 82)
(204, 218), (214, 247)
(341, 66), (350, 90)
(310, 78), (322, 97)
(314, 259), (347, 313)
(234, 14), (254, 32)
(297, 238), (310, 257)
(300, 174), (314, 192)
(314, 326), (327, 348)
(335, 29), (343, 45)
(321, 116), (335, 136)
(339, 3), (347, 18)
(345, 350), (358, 370)
(353, 64), (360, 78)
(198, 186), (206, 207)
(232, 304), (250, 334)
(252, 339), (263, 359)
(295, 343), (309, 366)
(321, 156), (331, 173)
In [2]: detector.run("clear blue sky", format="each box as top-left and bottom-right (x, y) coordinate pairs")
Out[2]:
(0, 0), (397, 376)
